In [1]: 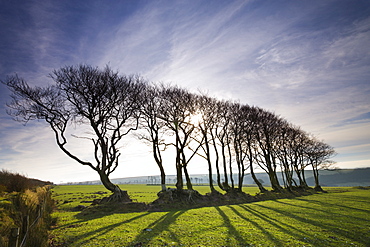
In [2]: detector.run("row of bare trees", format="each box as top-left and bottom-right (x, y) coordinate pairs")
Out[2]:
(3, 65), (335, 202)
(139, 84), (336, 194)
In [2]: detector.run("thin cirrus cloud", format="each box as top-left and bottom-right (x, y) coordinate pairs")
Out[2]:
(0, 0), (369, 182)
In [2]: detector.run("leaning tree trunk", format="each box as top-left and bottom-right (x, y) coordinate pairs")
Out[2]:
(183, 165), (193, 190)
(301, 168), (309, 188)
(153, 142), (166, 191)
(175, 149), (184, 191)
(250, 163), (267, 193)
(159, 166), (167, 192)
(294, 167), (306, 188)
(312, 164), (324, 191)
(203, 137), (216, 192)
(228, 143), (235, 189)
(99, 171), (131, 202)
(267, 167), (283, 192)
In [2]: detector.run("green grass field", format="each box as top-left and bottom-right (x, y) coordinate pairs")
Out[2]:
(50, 185), (370, 246)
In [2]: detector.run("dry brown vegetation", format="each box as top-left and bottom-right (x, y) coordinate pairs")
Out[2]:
(0, 170), (54, 247)
(0, 169), (52, 193)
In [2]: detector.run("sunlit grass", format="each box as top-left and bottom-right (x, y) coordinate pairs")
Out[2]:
(51, 185), (370, 246)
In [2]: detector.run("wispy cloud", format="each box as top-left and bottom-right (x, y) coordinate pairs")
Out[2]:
(0, 0), (369, 181)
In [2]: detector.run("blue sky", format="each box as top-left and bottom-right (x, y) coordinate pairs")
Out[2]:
(0, 0), (369, 183)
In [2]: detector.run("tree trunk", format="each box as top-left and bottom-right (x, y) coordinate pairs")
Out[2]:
(203, 133), (216, 192)
(261, 150), (283, 192)
(215, 149), (223, 190)
(175, 134), (183, 191)
(250, 163), (267, 192)
(312, 164), (323, 191)
(99, 170), (117, 192)
(159, 166), (167, 191)
(207, 157), (216, 192)
(294, 168), (305, 187)
(221, 143), (230, 190)
(175, 162), (183, 191)
(210, 131), (222, 191)
(153, 138), (166, 191)
(267, 166), (283, 192)
(301, 168), (309, 188)
(238, 167), (244, 192)
(183, 165), (193, 190)
(98, 171), (131, 202)
(228, 142), (234, 189)
(281, 168), (287, 189)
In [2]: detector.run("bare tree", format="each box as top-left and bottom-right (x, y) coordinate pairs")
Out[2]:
(138, 84), (168, 191)
(240, 106), (267, 192)
(228, 102), (248, 192)
(289, 127), (311, 188)
(194, 94), (220, 193)
(211, 100), (234, 191)
(305, 137), (336, 191)
(253, 108), (284, 192)
(158, 85), (200, 191)
(4, 65), (145, 202)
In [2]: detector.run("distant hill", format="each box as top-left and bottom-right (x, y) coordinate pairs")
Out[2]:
(0, 169), (53, 192)
(306, 168), (370, 187)
(64, 168), (370, 187)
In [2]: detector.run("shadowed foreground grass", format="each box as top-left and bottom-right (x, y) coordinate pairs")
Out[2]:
(50, 186), (370, 246)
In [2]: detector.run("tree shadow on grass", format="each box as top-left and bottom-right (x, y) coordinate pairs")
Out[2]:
(213, 206), (250, 246)
(70, 212), (152, 246)
(52, 202), (148, 230)
(254, 203), (369, 245)
(128, 210), (187, 246)
(294, 196), (370, 214)
(274, 200), (368, 223)
(234, 204), (308, 246)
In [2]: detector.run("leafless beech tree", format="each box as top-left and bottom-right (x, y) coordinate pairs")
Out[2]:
(305, 137), (336, 191)
(290, 127), (311, 188)
(138, 84), (168, 191)
(275, 125), (300, 190)
(4, 65), (145, 202)
(254, 108), (284, 192)
(239, 105), (267, 192)
(228, 102), (249, 191)
(193, 94), (218, 193)
(3, 64), (337, 200)
(212, 100), (234, 191)
(158, 85), (201, 190)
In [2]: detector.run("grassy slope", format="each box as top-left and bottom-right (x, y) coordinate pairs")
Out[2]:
(50, 186), (370, 247)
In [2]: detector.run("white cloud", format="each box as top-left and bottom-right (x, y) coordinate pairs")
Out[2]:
(336, 160), (370, 169)
(1, 0), (370, 183)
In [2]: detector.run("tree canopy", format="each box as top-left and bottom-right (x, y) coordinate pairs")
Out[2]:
(3, 64), (336, 202)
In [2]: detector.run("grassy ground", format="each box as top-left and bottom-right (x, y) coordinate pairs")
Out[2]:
(50, 185), (370, 246)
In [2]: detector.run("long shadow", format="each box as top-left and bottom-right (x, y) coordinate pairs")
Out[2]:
(214, 206), (248, 246)
(294, 196), (370, 214)
(225, 205), (284, 246)
(128, 209), (187, 246)
(254, 203), (368, 244)
(65, 212), (152, 245)
(274, 200), (368, 223)
(237, 204), (318, 246)
(55, 204), (146, 229)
